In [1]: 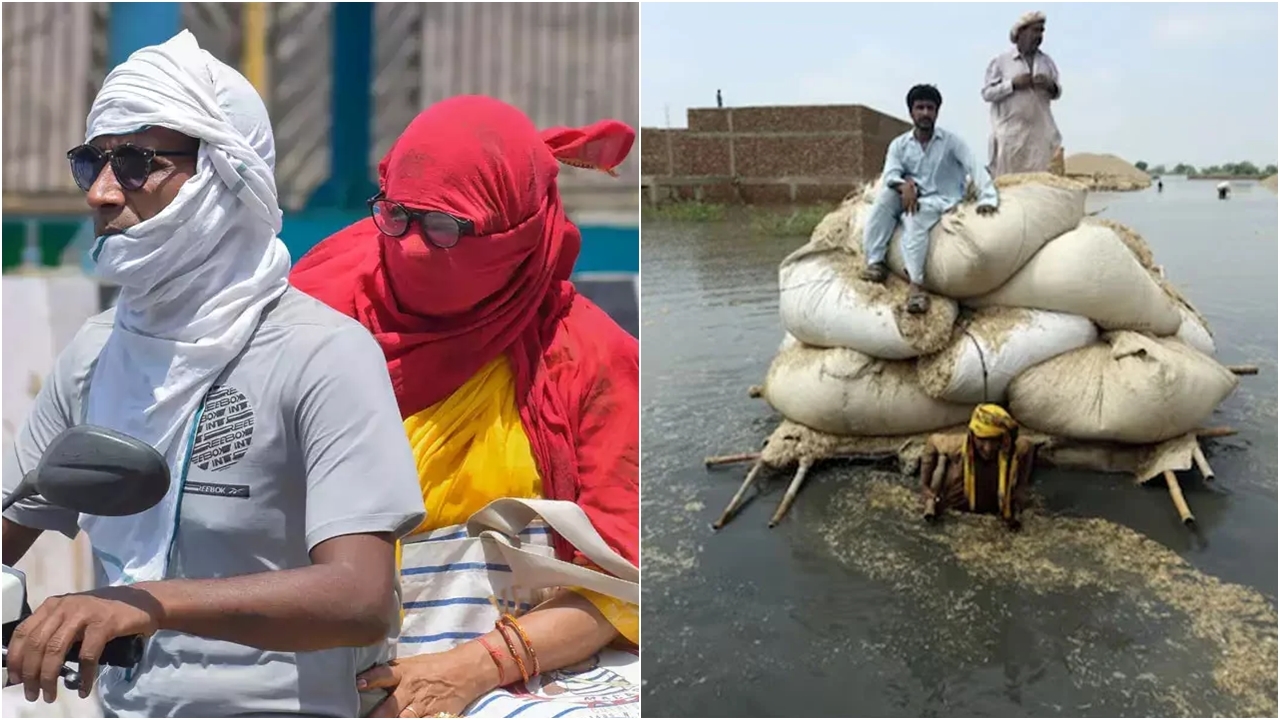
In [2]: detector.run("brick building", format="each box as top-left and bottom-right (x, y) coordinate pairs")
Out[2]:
(641, 103), (910, 205)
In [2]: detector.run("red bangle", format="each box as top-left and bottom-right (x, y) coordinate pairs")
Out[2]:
(476, 636), (508, 687)
(495, 621), (529, 683)
(499, 614), (540, 678)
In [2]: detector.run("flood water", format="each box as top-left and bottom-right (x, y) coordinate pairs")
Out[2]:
(640, 177), (1278, 717)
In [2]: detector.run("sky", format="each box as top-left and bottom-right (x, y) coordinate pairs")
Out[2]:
(640, 2), (1279, 169)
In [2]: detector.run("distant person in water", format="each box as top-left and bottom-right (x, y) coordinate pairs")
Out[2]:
(860, 84), (999, 315)
(1218, 181), (1231, 200)
(1157, 177), (1164, 193)
(983, 11), (1063, 176)
(920, 404), (1037, 531)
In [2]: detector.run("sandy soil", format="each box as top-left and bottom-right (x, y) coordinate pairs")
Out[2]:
(1064, 153), (1153, 192)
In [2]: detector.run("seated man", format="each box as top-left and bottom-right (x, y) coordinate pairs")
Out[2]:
(919, 404), (1037, 531)
(861, 84), (1000, 314)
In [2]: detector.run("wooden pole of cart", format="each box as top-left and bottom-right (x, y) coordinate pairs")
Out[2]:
(769, 460), (814, 528)
(1162, 470), (1195, 525)
(708, 425), (1243, 530)
(705, 452), (760, 467)
(713, 460), (765, 530)
(1192, 443), (1215, 481)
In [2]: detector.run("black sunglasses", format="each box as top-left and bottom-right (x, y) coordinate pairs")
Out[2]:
(67, 143), (197, 192)
(368, 193), (475, 249)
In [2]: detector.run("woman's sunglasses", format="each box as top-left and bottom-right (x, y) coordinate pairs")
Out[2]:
(66, 143), (197, 192)
(368, 193), (475, 249)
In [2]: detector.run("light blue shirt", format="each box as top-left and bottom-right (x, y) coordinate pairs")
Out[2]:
(881, 127), (999, 209)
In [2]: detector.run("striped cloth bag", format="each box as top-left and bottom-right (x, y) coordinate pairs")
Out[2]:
(395, 498), (639, 718)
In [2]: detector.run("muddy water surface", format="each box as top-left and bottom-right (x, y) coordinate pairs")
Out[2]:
(640, 178), (1278, 717)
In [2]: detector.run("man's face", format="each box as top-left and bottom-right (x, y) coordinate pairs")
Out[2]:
(910, 100), (938, 131)
(83, 126), (199, 238)
(974, 436), (1001, 461)
(1018, 22), (1045, 53)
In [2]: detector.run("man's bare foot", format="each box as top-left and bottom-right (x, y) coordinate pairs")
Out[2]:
(860, 262), (888, 283)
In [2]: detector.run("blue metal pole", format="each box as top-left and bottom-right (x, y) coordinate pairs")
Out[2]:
(108, 2), (181, 68)
(306, 2), (376, 210)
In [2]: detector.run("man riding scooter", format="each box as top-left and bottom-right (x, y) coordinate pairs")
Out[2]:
(2, 32), (424, 717)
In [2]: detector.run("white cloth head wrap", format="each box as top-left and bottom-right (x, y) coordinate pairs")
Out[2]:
(79, 30), (291, 588)
(1010, 11), (1046, 43)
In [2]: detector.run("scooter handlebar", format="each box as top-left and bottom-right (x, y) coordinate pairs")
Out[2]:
(65, 634), (145, 667)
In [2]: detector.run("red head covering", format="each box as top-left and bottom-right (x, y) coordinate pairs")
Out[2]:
(291, 96), (637, 566)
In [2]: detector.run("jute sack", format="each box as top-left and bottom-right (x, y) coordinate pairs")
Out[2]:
(880, 173), (1087, 298)
(778, 248), (957, 359)
(1007, 331), (1238, 444)
(917, 307), (1097, 405)
(1078, 216), (1218, 355)
(1173, 305), (1216, 356)
(969, 223), (1183, 335)
(763, 335), (973, 436)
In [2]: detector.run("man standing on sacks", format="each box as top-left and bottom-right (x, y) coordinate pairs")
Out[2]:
(983, 12), (1063, 177)
(2, 31), (425, 717)
(860, 84), (1000, 315)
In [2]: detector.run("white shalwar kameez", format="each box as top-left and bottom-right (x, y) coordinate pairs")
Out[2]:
(982, 48), (1063, 176)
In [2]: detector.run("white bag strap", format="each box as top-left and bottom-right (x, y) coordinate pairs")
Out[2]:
(466, 498), (638, 606)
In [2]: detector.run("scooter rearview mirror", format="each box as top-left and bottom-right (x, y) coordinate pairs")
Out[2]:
(0, 425), (170, 517)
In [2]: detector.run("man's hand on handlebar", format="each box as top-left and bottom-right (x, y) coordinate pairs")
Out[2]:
(7, 586), (162, 703)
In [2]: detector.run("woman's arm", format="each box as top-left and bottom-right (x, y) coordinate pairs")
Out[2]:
(358, 590), (623, 718)
(458, 590), (619, 694)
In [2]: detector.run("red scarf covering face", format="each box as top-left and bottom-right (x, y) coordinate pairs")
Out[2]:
(290, 96), (637, 566)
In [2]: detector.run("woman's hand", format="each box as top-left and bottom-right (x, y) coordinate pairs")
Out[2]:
(358, 642), (499, 718)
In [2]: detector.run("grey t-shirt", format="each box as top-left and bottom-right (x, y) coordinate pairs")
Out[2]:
(3, 287), (425, 718)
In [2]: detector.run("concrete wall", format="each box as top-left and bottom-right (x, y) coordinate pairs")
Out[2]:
(641, 104), (910, 205)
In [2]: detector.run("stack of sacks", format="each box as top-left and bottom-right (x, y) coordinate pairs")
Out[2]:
(764, 172), (1237, 446)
